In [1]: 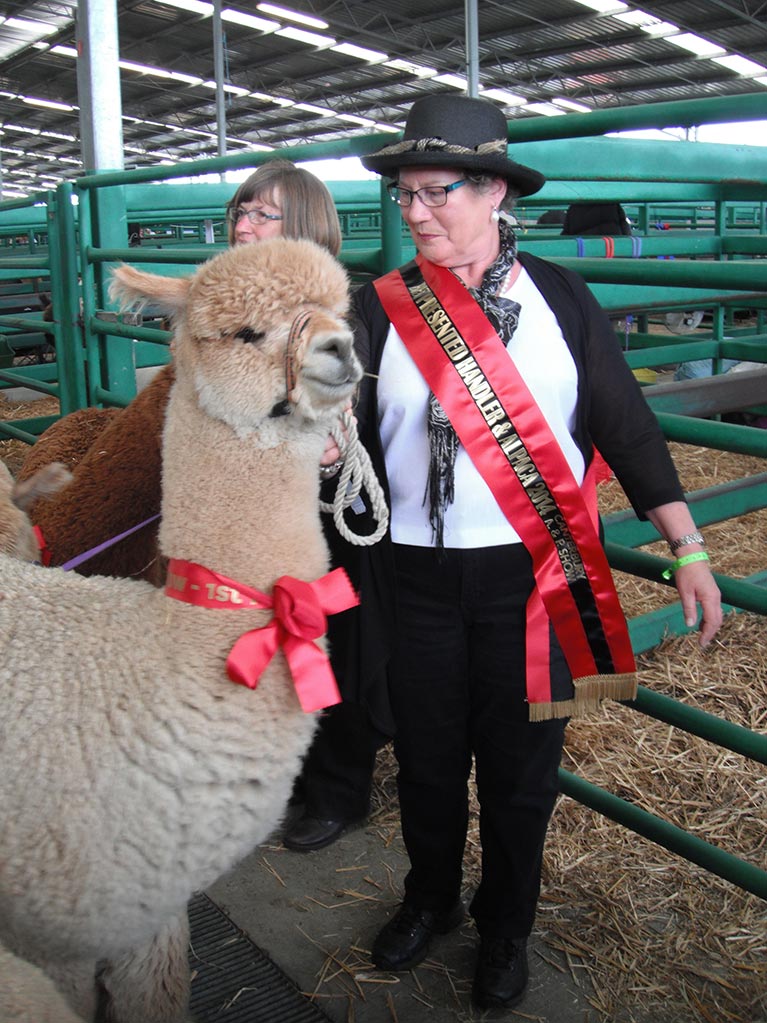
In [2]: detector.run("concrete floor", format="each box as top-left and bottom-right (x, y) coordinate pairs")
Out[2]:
(207, 809), (600, 1023)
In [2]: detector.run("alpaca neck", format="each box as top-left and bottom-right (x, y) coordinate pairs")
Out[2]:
(158, 380), (331, 588)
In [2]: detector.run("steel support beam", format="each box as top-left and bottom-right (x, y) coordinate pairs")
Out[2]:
(75, 0), (124, 174)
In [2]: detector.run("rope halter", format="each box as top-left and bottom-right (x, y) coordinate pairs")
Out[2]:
(269, 309), (313, 419)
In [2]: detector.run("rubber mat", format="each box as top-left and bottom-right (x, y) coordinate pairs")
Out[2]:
(188, 892), (333, 1023)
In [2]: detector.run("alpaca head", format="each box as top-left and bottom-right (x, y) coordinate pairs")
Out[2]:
(109, 239), (362, 434)
(0, 460), (72, 561)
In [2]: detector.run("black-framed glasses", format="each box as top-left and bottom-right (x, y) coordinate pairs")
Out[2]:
(386, 179), (468, 208)
(227, 206), (283, 225)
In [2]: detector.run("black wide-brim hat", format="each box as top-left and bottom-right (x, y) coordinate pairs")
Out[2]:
(361, 94), (545, 197)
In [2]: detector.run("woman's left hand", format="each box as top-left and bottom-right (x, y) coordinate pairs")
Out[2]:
(673, 560), (723, 648)
(320, 433), (343, 466)
(320, 402), (353, 467)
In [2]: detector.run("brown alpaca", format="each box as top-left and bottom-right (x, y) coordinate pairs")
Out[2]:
(17, 368), (173, 582)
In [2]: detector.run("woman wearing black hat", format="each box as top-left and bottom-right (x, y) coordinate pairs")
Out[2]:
(322, 94), (722, 1011)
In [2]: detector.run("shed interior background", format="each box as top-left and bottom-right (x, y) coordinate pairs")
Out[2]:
(0, 0), (765, 197)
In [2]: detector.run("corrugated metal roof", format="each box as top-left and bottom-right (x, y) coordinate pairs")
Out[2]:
(0, 0), (764, 194)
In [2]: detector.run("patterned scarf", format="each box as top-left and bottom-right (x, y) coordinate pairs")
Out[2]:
(425, 219), (521, 547)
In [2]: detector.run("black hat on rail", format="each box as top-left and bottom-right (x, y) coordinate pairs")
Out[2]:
(361, 94), (545, 197)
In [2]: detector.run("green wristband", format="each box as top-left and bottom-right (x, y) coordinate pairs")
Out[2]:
(662, 550), (710, 580)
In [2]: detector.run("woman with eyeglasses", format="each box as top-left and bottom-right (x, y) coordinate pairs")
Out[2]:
(319, 94), (722, 1012)
(225, 159), (342, 253)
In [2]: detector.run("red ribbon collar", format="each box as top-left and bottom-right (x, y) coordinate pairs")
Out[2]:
(165, 558), (359, 713)
(32, 525), (52, 566)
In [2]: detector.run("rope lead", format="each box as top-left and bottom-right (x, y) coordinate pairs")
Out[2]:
(320, 410), (389, 547)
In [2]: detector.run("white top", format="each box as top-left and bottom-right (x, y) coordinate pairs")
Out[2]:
(378, 266), (585, 548)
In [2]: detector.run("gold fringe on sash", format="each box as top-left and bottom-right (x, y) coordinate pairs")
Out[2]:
(528, 671), (638, 722)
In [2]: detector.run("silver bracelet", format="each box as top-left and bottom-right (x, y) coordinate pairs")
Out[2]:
(319, 458), (344, 480)
(669, 531), (705, 555)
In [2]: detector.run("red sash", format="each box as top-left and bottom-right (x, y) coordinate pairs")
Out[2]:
(374, 256), (636, 720)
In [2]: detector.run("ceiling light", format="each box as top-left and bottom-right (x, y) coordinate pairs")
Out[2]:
(256, 3), (328, 29)
(613, 11), (679, 36)
(6, 16), (56, 35)
(526, 102), (567, 117)
(22, 96), (76, 112)
(710, 55), (767, 76)
(200, 81), (250, 95)
(295, 102), (335, 116)
(4, 123), (40, 135)
(384, 59), (437, 78)
(249, 91), (295, 106)
(481, 87), (526, 107)
(433, 73), (468, 90)
(665, 33), (725, 57)
(153, 0), (213, 15)
(569, 0), (628, 13)
(336, 113), (376, 126)
(551, 97), (592, 112)
(373, 123), (400, 133)
(221, 9), (278, 32)
(332, 42), (387, 63)
(40, 130), (77, 141)
(275, 26), (335, 46)
(120, 61), (204, 86)
(249, 92), (295, 106)
(51, 45), (77, 58)
(755, 76), (767, 88)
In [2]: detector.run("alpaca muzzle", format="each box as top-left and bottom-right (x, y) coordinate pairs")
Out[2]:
(269, 310), (360, 418)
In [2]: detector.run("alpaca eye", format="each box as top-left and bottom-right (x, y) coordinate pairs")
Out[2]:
(235, 327), (265, 345)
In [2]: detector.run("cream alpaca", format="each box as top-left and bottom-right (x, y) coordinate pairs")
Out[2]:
(0, 238), (362, 1023)
(0, 460), (71, 560)
(0, 945), (85, 1023)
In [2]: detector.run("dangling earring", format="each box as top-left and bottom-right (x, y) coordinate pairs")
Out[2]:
(497, 208), (519, 227)
(491, 207), (500, 222)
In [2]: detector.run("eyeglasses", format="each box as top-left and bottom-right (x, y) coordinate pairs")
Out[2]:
(386, 179), (468, 208)
(227, 206), (283, 225)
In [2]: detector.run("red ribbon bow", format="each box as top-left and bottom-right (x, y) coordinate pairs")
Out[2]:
(165, 560), (359, 713)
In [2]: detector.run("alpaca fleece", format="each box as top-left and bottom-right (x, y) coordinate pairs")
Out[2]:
(0, 237), (362, 1023)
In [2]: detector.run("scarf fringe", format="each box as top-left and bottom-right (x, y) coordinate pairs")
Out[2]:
(528, 671), (638, 722)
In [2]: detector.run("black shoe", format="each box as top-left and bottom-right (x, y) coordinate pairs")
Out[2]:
(282, 814), (351, 852)
(371, 899), (464, 971)
(472, 937), (529, 1010)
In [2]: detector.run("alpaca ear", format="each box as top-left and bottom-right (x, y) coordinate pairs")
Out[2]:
(109, 264), (191, 317)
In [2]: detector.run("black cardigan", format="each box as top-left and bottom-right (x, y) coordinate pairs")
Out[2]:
(324, 252), (685, 733)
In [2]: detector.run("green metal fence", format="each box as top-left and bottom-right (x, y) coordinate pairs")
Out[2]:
(1, 91), (765, 901)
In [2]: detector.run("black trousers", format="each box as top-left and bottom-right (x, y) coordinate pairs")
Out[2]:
(298, 700), (382, 820)
(390, 543), (568, 941)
